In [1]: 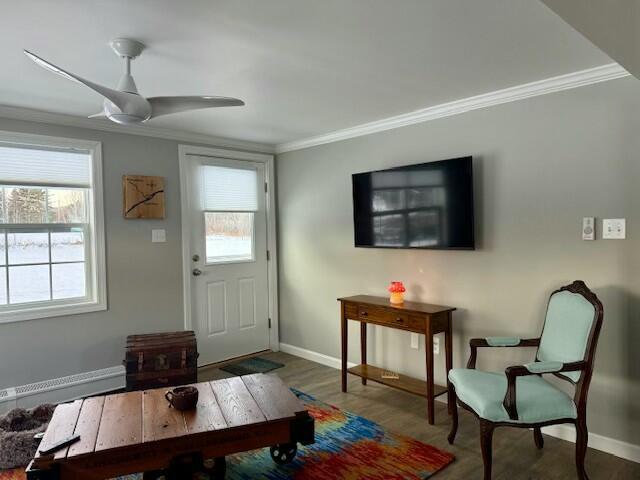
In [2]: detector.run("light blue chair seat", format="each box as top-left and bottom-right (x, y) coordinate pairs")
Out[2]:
(448, 368), (577, 423)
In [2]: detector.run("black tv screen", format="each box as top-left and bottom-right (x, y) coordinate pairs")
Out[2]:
(352, 157), (474, 250)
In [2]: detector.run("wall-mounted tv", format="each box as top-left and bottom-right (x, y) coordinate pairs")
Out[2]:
(352, 157), (475, 250)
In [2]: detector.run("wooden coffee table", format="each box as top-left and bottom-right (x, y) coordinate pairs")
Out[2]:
(26, 374), (314, 480)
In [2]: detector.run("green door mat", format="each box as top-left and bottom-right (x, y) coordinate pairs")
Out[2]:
(220, 356), (284, 376)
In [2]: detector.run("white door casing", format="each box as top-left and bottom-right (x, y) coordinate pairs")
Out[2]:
(179, 145), (278, 366)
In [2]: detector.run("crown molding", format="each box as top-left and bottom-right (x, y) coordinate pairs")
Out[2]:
(0, 105), (275, 154)
(276, 63), (630, 154)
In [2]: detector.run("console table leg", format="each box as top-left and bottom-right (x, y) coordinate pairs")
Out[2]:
(425, 322), (435, 425)
(360, 323), (367, 385)
(341, 305), (348, 392)
(445, 312), (454, 415)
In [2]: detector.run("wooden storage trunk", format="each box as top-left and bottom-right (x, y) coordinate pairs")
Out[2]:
(124, 331), (198, 391)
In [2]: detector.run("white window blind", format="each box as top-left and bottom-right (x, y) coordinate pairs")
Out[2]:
(0, 144), (91, 187)
(203, 165), (258, 211)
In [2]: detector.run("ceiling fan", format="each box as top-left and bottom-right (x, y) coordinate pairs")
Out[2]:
(23, 38), (245, 125)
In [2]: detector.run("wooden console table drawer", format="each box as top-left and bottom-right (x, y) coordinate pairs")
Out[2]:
(407, 314), (426, 331)
(344, 302), (359, 319)
(355, 303), (426, 332)
(359, 305), (408, 326)
(338, 295), (456, 425)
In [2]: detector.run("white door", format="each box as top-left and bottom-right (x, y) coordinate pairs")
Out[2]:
(184, 154), (270, 365)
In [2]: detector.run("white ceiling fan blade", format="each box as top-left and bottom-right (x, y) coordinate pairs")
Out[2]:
(23, 49), (136, 113)
(148, 96), (244, 118)
(87, 111), (107, 119)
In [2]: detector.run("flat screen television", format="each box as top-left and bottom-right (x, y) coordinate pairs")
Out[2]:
(352, 156), (474, 250)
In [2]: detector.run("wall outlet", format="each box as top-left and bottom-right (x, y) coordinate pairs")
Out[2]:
(602, 218), (626, 239)
(582, 217), (595, 240)
(433, 337), (440, 355)
(410, 333), (419, 349)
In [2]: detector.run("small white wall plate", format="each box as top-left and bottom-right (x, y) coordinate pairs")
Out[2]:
(602, 218), (626, 239)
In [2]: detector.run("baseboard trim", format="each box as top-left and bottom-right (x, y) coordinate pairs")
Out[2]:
(279, 342), (640, 464)
(279, 342), (357, 370)
(542, 424), (640, 464)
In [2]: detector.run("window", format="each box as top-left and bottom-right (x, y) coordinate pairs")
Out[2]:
(0, 132), (106, 323)
(202, 165), (257, 263)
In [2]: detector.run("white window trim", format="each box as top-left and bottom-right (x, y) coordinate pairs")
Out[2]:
(0, 130), (107, 324)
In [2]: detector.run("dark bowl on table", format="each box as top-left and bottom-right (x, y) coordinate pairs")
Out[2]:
(165, 386), (199, 411)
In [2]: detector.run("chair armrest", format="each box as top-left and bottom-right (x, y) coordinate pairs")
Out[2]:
(523, 361), (563, 374)
(502, 361), (587, 420)
(486, 337), (521, 346)
(467, 337), (540, 369)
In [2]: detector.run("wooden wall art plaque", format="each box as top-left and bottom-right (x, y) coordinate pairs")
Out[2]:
(123, 175), (165, 219)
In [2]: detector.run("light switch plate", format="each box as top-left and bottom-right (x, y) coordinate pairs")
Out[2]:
(582, 217), (595, 240)
(602, 219), (626, 239)
(433, 337), (440, 355)
(151, 229), (166, 243)
(410, 333), (419, 349)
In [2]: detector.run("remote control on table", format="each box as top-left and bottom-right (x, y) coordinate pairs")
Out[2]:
(38, 434), (81, 455)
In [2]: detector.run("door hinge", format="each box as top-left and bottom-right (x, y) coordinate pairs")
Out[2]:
(268, 318), (272, 329)
(265, 182), (268, 192)
(266, 250), (270, 261)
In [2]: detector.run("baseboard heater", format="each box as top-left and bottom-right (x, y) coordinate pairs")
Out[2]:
(0, 365), (125, 414)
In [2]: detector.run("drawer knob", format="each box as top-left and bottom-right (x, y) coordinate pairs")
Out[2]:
(361, 311), (368, 316)
(396, 317), (404, 322)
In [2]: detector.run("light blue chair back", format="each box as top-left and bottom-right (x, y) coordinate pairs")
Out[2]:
(537, 290), (596, 382)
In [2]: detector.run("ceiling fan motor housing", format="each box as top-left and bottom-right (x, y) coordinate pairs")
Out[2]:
(103, 98), (151, 125)
(103, 97), (151, 124)
(117, 73), (139, 94)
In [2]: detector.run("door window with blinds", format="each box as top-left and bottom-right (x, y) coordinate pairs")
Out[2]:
(0, 133), (106, 322)
(202, 165), (258, 264)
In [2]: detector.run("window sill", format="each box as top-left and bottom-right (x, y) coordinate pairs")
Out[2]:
(0, 299), (107, 324)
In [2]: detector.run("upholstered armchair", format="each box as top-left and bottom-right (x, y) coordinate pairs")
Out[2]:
(447, 281), (604, 480)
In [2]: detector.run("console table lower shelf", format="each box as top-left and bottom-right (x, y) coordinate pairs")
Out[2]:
(347, 364), (448, 398)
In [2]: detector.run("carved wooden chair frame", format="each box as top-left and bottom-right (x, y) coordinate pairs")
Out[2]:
(447, 280), (604, 480)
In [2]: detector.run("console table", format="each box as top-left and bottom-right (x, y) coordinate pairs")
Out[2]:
(338, 295), (456, 425)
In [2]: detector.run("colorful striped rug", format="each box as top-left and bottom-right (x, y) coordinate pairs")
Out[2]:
(1, 390), (454, 479)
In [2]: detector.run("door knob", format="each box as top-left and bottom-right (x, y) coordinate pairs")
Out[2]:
(192, 254), (200, 262)
(192, 268), (202, 277)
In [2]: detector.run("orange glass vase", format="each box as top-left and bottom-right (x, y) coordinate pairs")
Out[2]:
(388, 281), (406, 304)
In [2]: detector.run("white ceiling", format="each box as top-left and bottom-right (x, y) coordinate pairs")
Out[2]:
(0, 0), (611, 146)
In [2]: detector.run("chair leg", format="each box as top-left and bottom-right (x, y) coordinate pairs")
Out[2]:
(533, 427), (544, 449)
(576, 419), (589, 480)
(447, 384), (458, 445)
(479, 419), (495, 480)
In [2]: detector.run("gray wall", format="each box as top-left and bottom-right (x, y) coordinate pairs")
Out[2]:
(542, 0), (640, 79)
(276, 77), (640, 446)
(0, 118), (187, 388)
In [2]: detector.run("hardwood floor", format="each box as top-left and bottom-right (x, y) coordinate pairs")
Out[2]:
(199, 351), (639, 479)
